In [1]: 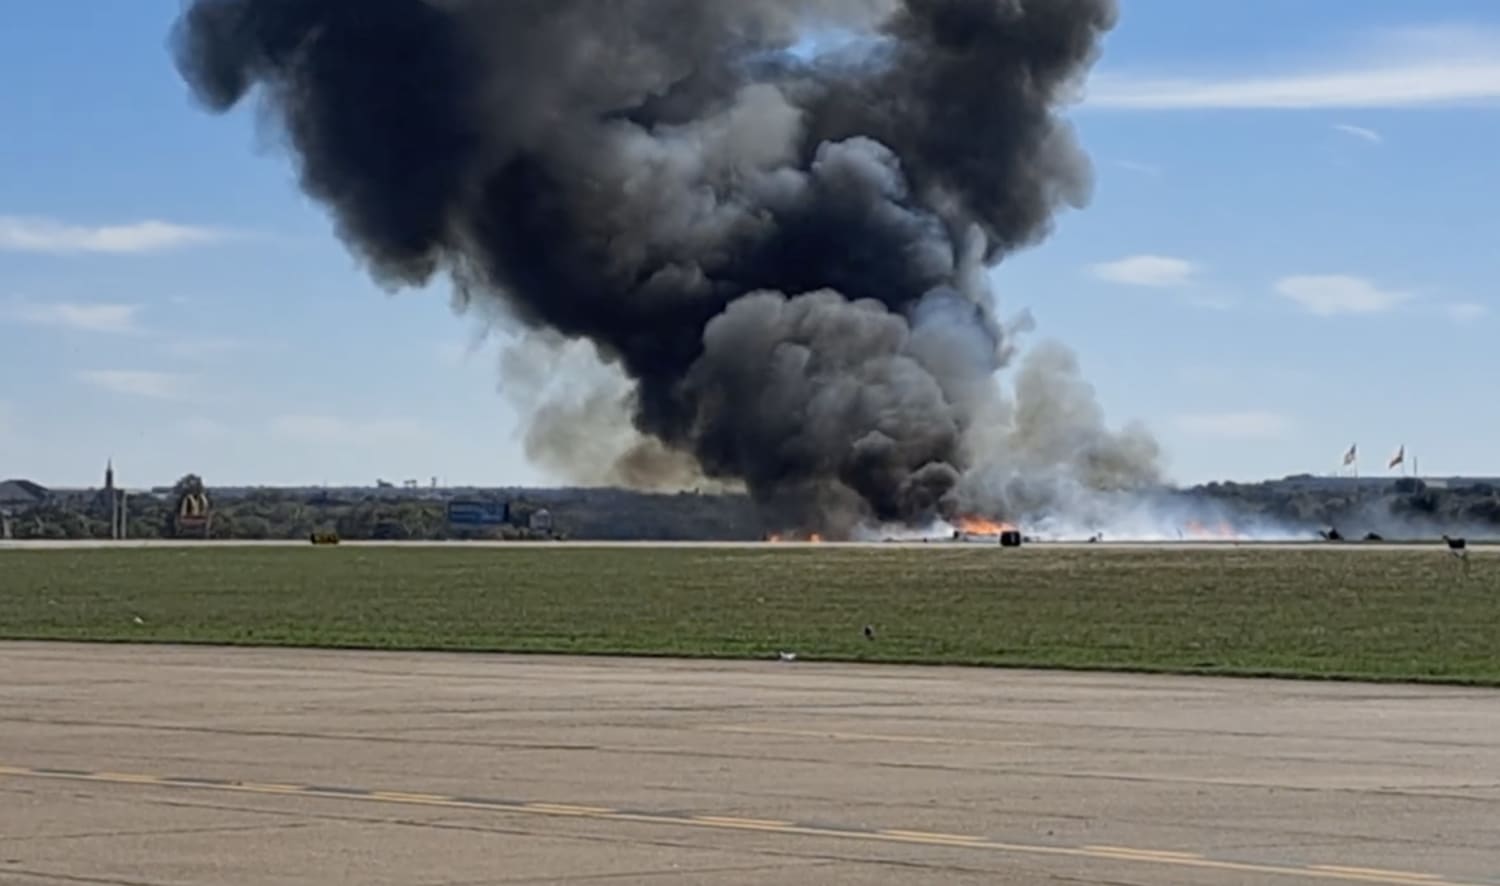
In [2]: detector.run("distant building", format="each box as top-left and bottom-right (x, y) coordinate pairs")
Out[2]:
(96, 460), (128, 539)
(0, 478), (48, 540)
(0, 479), (48, 508)
(529, 507), (554, 534)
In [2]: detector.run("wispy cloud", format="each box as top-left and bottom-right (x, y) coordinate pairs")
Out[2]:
(1086, 25), (1500, 110)
(1174, 411), (1292, 440)
(269, 414), (432, 446)
(6, 299), (144, 334)
(76, 370), (188, 400)
(1333, 123), (1383, 144)
(1115, 159), (1163, 177)
(1274, 275), (1412, 316)
(1445, 301), (1489, 322)
(0, 216), (227, 255)
(1089, 254), (1197, 288)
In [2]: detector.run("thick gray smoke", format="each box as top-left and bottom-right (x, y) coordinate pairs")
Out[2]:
(172, 0), (1151, 537)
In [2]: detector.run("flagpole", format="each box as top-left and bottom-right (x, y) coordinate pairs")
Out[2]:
(1339, 443), (1362, 508)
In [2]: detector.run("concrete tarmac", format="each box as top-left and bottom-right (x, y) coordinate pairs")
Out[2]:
(1, 643), (1497, 886)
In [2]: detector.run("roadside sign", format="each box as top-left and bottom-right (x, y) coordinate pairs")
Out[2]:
(446, 499), (510, 527)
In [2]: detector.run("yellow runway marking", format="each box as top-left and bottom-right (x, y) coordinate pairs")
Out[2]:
(880, 829), (986, 843)
(369, 790), (451, 803)
(92, 772), (164, 784)
(704, 725), (1034, 747)
(0, 765), (1487, 886)
(1086, 844), (1204, 860)
(693, 815), (796, 829)
(524, 802), (615, 816)
(1312, 867), (1443, 881)
(231, 781), (307, 794)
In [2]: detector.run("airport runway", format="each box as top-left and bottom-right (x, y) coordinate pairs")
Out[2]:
(1, 644), (1496, 885)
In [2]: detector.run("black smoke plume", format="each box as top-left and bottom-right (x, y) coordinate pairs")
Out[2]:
(172, 0), (1126, 536)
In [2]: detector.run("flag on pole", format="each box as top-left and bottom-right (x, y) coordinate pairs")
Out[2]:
(1342, 443), (1357, 466)
(1389, 445), (1405, 469)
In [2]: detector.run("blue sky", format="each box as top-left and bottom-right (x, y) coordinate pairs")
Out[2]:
(2, 1), (1497, 489)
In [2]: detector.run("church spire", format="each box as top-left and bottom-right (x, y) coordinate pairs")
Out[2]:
(105, 458), (114, 491)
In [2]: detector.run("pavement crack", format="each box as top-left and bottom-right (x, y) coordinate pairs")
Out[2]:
(0, 715), (599, 753)
(2, 822), (311, 843)
(0, 868), (169, 886)
(115, 796), (1041, 877)
(486, 860), (837, 884)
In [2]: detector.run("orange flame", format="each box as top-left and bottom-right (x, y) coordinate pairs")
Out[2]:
(765, 531), (824, 543)
(953, 515), (1017, 536)
(1183, 519), (1236, 539)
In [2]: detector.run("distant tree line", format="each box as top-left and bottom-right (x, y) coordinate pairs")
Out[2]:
(1187, 477), (1500, 534)
(5, 475), (764, 541)
(8, 473), (1500, 541)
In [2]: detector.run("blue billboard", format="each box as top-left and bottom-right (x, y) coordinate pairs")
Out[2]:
(446, 499), (510, 527)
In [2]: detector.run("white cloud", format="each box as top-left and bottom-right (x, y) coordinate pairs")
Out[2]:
(0, 216), (226, 255)
(1089, 254), (1197, 288)
(1174, 411), (1292, 440)
(270, 414), (432, 446)
(1089, 64), (1500, 110)
(1085, 25), (1500, 110)
(1333, 123), (1383, 144)
(76, 370), (187, 400)
(1445, 302), (1489, 322)
(1115, 159), (1163, 177)
(6, 300), (144, 334)
(1274, 275), (1412, 316)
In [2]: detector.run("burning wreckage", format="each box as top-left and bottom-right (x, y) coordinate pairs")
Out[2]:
(944, 516), (1025, 546)
(766, 514), (1026, 545)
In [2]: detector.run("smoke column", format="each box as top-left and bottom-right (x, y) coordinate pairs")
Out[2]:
(172, 0), (1149, 537)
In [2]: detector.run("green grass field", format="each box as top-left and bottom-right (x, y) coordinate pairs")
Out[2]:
(2, 546), (1497, 684)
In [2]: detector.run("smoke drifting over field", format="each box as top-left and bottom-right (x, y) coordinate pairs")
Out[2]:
(172, 0), (1162, 537)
